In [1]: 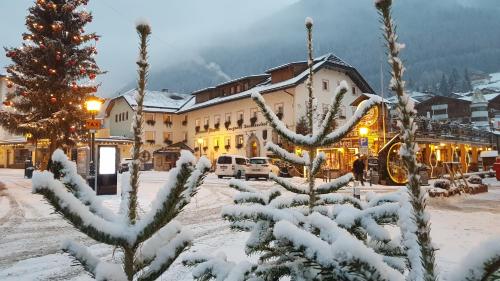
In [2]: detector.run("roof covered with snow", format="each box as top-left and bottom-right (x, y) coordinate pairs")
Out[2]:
(113, 89), (194, 113)
(178, 53), (375, 113)
(192, 74), (270, 95)
(473, 72), (500, 91)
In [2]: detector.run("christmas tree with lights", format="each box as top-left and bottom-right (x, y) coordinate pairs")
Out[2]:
(0, 0), (101, 167)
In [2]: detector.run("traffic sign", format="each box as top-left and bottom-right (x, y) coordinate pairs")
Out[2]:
(360, 137), (368, 147)
(85, 119), (101, 130)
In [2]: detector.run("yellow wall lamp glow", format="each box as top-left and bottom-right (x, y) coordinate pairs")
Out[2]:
(359, 127), (369, 137)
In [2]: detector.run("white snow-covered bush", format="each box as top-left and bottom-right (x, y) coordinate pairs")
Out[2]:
(32, 23), (210, 281)
(184, 17), (409, 281)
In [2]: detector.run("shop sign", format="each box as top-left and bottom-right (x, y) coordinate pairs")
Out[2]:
(85, 119), (101, 130)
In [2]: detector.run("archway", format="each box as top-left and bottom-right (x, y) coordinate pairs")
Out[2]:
(246, 134), (261, 158)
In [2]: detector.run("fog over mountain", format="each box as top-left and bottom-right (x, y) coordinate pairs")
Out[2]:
(144, 0), (500, 95)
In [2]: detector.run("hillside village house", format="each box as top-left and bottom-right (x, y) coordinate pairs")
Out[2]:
(104, 54), (385, 172)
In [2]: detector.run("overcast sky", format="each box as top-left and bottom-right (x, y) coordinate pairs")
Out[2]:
(0, 0), (298, 96)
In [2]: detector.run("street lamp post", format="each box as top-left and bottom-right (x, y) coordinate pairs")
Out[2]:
(85, 96), (103, 189)
(197, 138), (203, 158)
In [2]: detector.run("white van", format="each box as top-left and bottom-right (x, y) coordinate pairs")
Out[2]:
(245, 157), (280, 180)
(215, 155), (249, 179)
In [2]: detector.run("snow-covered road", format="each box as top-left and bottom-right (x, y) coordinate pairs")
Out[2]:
(1, 169), (499, 280)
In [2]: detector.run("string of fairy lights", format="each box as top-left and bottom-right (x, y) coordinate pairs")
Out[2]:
(3, 0), (99, 107)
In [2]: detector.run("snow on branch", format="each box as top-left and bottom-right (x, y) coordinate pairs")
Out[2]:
(252, 91), (311, 145)
(184, 253), (254, 281)
(222, 204), (305, 226)
(448, 237), (500, 281)
(51, 149), (120, 222)
(265, 142), (310, 166)
(135, 221), (183, 268)
(315, 173), (353, 194)
(63, 239), (127, 281)
(134, 152), (210, 244)
(32, 171), (132, 246)
(321, 96), (382, 146)
(313, 82), (348, 141)
(269, 173), (308, 194)
(310, 152), (326, 177)
(62, 239), (100, 277)
(376, 1), (438, 279)
(274, 218), (404, 281)
(269, 194), (309, 209)
(137, 231), (192, 281)
(317, 193), (364, 209)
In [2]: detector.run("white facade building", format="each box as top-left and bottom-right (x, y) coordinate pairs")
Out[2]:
(470, 90), (489, 128)
(103, 54), (376, 169)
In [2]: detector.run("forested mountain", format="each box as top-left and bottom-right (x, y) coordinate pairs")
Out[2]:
(140, 0), (500, 95)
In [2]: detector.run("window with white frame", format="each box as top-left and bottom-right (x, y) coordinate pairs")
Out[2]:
(237, 111), (244, 121)
(204, 117), (209, 126)
(214, 114), (221, 125)
(195, 118), (201, 127)
(225, 113), (231, 122)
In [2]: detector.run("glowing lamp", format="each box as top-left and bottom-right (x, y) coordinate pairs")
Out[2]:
(85, 96), (102, 113)
(197, 138), (204, 145)
(359, 127), (369, 137)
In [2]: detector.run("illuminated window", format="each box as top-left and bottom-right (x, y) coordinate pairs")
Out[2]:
(145, 131), (155, 141)
(236, 135), (244, 145)
(145, 113), (155, 122)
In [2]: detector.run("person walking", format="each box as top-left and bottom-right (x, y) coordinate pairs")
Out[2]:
(352, 154), (365, 186)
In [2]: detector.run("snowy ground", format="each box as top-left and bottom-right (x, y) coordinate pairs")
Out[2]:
(1, 169), (500, 280)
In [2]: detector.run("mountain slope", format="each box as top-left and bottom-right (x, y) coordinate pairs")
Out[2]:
(145, 0), (500, 94)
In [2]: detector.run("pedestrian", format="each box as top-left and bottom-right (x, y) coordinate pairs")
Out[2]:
(352, 154), (365, 186)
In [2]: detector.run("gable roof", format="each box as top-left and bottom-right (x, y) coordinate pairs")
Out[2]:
(178, 53), (376, 113)
(107, 89), (194, 115)
(192, 74), (270, 95)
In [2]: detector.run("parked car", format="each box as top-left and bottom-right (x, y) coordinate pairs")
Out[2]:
(245, 157), (279, 180)
(215, 155), (249, 179)
(118, 158), (133, 173)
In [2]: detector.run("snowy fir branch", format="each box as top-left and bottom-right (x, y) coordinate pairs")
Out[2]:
(375, 0), (438, 280)
(128, 22), (151, 225)
(321, 96), (382, 146)
(269, 173), (308, 194)
(32, 171), (131, 246)
(51, 149), (120, 222)
(265, 142), (310, 166)
(448, 237), (500, 281)
(185, 17), (417, 281)
(33, 22), (210, 281)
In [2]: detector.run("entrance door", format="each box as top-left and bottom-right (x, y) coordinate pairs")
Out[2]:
(246, 134), (261, 158)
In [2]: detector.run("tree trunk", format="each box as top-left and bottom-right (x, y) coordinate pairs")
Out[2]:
(46, 136), (58, 171)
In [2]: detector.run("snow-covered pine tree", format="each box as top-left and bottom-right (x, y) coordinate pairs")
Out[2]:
(376, 1), (500, 280)
(32, 22), (210, 281)
(0, 0), (102, 168)
(375, 1), (438, 280)
(184, 18), (408, 281)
